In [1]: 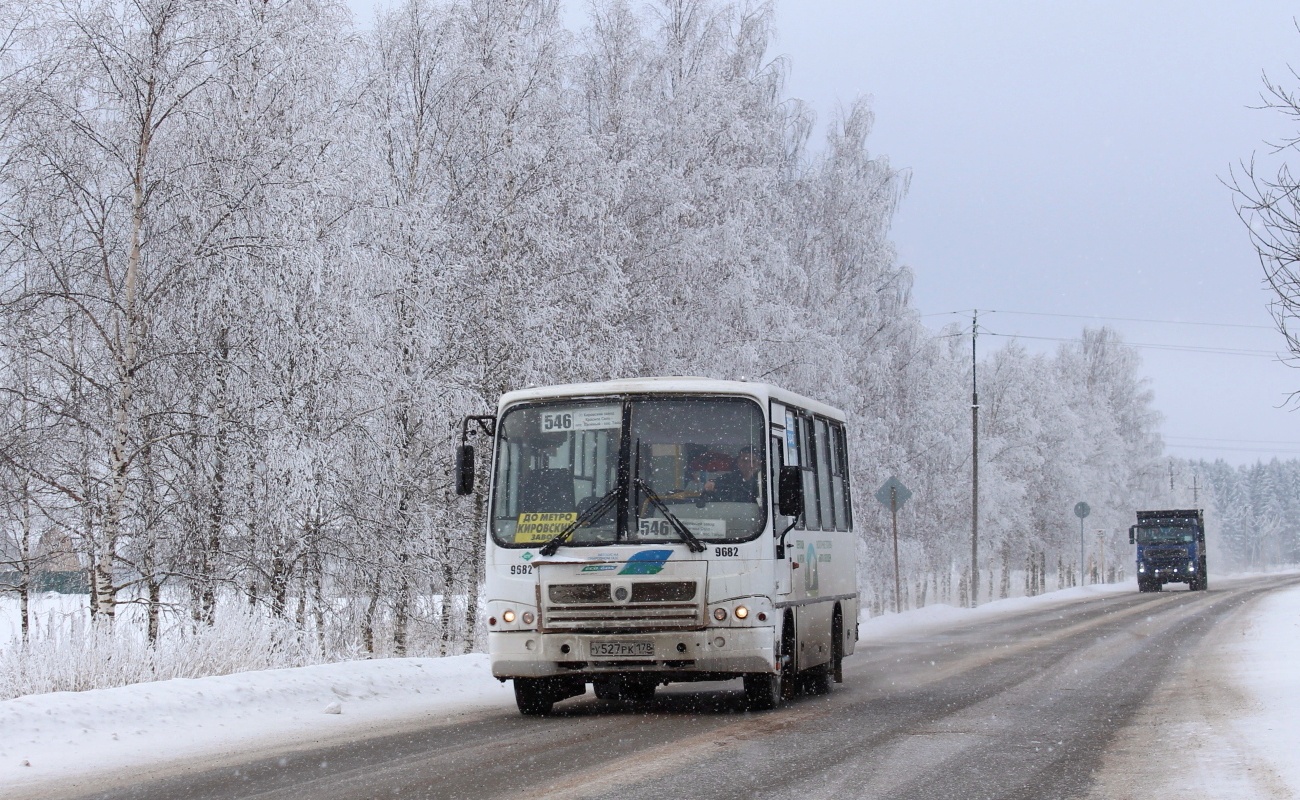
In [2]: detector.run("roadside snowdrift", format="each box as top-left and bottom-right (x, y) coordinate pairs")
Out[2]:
(0, 654), (514, 797)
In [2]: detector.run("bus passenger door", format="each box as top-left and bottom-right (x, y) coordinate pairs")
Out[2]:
(772, 432), (793, 596)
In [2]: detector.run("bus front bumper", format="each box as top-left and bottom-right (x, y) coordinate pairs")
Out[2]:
(489, 627), (777, 679)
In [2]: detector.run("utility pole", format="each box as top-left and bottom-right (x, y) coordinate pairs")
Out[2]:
(971, 310), (980, 607)
(1192, 473), (1199, 505)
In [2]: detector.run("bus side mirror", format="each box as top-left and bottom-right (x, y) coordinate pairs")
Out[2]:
(455, 445), (475, 495)
(777, 466), (804, 518)
(1128, 526), (1135, 545)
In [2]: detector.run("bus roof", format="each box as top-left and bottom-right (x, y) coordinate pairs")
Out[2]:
(497, 377), (847, 421)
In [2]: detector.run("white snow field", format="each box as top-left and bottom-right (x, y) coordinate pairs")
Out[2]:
(2, 576), (1297, 800)
(1230, 583), (1300, 797)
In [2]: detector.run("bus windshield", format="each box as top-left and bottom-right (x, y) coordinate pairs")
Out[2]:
(490, 396), (766, 548)
(1135, 526), (1196, 545)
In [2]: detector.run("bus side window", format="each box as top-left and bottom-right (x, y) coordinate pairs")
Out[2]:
(830, 423), (849, 531)
(814, 418), (834, 530)
(800, 413), (821, 531)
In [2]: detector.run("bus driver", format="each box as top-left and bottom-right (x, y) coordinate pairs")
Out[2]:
(704, 445), (760, 503)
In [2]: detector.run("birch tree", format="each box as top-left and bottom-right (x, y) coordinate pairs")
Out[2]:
(2, 0), (240, 619)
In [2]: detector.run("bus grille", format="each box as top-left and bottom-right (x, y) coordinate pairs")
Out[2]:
(633, 582), (697, 603)
(542, 581), (703, 632)
(549, 584), (611, 604)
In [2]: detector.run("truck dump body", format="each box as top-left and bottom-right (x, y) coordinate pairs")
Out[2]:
(1131, 508), (1207, 592)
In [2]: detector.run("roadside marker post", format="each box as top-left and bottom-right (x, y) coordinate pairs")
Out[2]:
(1074, 502), (1091, 586)
(877, 477), (913, 613)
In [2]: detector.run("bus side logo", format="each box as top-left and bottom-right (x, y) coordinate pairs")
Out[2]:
(619, 549), (673, 575)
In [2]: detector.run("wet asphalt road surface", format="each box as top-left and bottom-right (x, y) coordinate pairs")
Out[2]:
(43, 573), (1300, 800)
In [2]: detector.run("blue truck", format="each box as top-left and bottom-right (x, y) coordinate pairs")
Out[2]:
(1129, 509), (1207, 592)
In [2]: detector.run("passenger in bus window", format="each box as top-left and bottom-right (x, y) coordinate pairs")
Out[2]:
(704, 446), (760, 502)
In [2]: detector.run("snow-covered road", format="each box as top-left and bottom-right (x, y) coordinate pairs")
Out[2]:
(3, 573), (1297, 800)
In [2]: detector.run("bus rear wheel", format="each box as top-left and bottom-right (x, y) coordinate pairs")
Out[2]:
(804, 665), (833, 696)
(831, 608), (845, 684)
(804, 612), (843, 696)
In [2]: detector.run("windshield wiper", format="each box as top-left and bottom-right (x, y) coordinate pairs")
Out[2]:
(538, 487), (620, 556)
(634, 477), (707, 553)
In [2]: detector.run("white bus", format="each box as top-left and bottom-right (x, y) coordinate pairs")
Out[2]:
(455, 377), (859, 715)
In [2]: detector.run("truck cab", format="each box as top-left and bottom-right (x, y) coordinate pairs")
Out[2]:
(1129, 509), (1206, 592)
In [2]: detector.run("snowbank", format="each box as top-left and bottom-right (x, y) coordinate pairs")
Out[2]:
(1225, 582), (1300, 793)
(0, 654), (514, 796)
(854, 579), (1134, 639)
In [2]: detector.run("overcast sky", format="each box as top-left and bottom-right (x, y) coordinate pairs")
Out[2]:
(351, 0), (1300, 466)
(765, 0), (1300, 467)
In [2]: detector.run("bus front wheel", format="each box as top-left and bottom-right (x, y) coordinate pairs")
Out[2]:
(746, 616), (795, 710)
(744, 672), (783, 711)
(514, 678), (555, 716)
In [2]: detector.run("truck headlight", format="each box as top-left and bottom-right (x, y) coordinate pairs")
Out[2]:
(1138, 564), (1145, 573)
(1188, 561), (1195, 572)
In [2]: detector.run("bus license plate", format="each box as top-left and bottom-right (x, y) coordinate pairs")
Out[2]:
(589, 640), (654, 658)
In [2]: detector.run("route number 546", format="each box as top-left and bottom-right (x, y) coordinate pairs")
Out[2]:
(542, 412), (573, 431)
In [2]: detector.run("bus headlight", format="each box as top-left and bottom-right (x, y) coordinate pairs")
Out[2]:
(502, 609), (516, 624)
(713, 607), (728, 621)
(734, 605), (749, 620)
(522, 611), (535, 626)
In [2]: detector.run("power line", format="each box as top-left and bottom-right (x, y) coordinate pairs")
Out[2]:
(922, 308), (1273, 330)
(921, 310), (983, 319)
(922, 309), (1298, 459)
(983, 330), (1280, 358)
(1167, 435), (1300, 445)
(991, 309), (1273, 331)
(1166, 442), (1300, 455)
